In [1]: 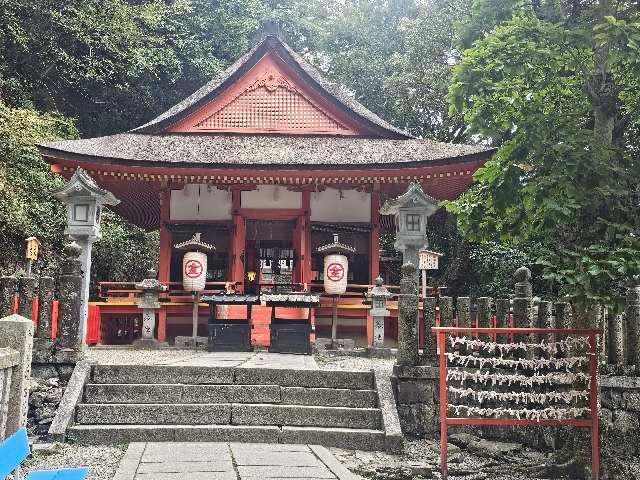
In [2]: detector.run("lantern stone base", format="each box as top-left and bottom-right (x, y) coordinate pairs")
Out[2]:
(174, 336), (208, 349)
(314, 338), (356, 351)
(132, 338), (167, 350)
(367, 346), (394, 359)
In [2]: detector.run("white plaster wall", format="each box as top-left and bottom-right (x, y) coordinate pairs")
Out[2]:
(241, 185), (302, 209)
(170, 184), (232, 220)
(311, 188), (371, 222)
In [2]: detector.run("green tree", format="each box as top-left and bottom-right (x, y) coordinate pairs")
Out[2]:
(305, 0), (472, 141)
(447, 2), (640, 308)
(0, 0), (263, 136)
(0, 102), (76, 276)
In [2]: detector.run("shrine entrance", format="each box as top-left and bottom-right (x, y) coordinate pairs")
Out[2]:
(244, 219), (296, 295)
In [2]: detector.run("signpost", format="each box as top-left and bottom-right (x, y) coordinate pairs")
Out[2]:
(418, 248), (443, 299)
(24, 237), (41, 276)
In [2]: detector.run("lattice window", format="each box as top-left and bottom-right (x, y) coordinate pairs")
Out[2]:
(195, 85), (349, 133)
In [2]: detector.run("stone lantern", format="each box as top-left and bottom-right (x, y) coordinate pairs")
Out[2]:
(134, 269), (168, 349)
(53, 168), (119, 345)
(367, 276), (392, 354)
(380, 183), (438, 269)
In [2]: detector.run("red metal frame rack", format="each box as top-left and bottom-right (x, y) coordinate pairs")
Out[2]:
(432, 326), (601, 480)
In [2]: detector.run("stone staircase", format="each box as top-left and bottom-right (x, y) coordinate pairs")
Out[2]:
(66, 364), (392, 450)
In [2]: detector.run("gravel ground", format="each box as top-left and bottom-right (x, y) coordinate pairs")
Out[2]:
(85, 347), (206, 365)
(314, 350), (395, 372)
(20, 444), (125, 480)
(331, 437), (561, 480)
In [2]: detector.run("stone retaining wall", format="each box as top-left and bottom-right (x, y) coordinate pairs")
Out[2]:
(600, 375), (640, 459)
(392, 365), (640, 475)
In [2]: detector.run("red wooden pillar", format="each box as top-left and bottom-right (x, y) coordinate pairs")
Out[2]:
(295, 191), (312, 286)
(230, 190), (246, 292)
(369, 185), (381, 283)
(367, 184), (381, 346)
(158, 188), (172, 342)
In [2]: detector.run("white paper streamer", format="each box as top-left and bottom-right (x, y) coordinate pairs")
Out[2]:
(449, 386), (589, 405)
(445, 351), (588, 371)
(449, 335), (589, 356)
(447, 403), (591, 422)
(445, 369), (591, 388)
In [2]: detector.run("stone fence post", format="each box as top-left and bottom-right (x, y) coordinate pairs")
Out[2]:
(0, 314), (34, 437)
(457, 297), (471, 328)
(608, 313), (625, 365)
(397, 262), (419, 366)
(0, 276), (17, 318)
(37, 276), (55, 340)
(495, 298), (510, 343)
(18, 276), (37, 320)
(512, 267), (533, 345)
(423, 297), (437, 364)
(477, 297), (492, 341)
(626, 277), (640, 365)
(56, 243), (84, 353)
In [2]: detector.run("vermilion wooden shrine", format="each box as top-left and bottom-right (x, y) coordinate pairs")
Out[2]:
(38, 35), (493, 347)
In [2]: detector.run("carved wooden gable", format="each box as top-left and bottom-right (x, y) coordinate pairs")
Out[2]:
(167, 53), (361, 135)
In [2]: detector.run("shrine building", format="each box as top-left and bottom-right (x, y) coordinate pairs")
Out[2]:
(38, 35), (493, 347)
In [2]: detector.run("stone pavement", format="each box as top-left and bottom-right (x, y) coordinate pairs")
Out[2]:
(113, 442), (359, 480)
(86, 348), (319, 370)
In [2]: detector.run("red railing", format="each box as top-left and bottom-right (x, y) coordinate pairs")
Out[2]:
(98, 281), (402, 303)
(432, 326), (601, 480)
(97, 281), (240, 301)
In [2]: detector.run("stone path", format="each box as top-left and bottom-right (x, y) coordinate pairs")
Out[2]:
(113, 442), (358, 480)
(86, 349), (319, 370)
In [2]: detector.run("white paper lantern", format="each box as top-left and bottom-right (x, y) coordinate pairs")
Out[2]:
(182, 251), (207, 292)
(324, 254), (348, 295)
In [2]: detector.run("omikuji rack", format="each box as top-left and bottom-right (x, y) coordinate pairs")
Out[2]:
(432, 326), (602, 480)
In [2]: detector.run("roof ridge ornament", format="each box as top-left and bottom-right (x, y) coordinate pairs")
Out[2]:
(317, 233), (356, 255)
(173, 232), (215, 252)
(247, 70), (299, 93)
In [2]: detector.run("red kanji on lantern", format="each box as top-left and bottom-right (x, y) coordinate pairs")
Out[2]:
(185, 259), (203, 278)
(326, 263), (345, 282)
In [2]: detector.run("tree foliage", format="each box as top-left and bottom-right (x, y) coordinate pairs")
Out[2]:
(0, 102), (75, 276)
(0, 0), (263, 136)
(447, 0), (640, 307)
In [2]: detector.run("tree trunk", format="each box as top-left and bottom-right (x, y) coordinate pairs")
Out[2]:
(588, 0), (617, 147)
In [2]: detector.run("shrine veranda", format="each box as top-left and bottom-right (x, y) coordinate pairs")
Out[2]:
(36, 34), (493, 348)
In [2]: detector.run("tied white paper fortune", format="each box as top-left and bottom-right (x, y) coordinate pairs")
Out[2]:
(449, 386), (590, 406)
(445, 369), (591, 388)
(445, 351), (588, 371)
(447, 404), (591, 422)
(449, 335), (590, 356)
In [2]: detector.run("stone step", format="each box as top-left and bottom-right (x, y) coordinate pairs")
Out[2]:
(91, 365), (374, 390)
(233, 368), (374, 389)
(84, 383), (281, 404)
(281, 386), (378, 408)
(67, 424), (280, 444)
(76, 403), (232, 425)
(231, 404), (382, 430)
(83, 383), (378, 408)
(91, 365), (234, 385)
(281, 426), (386, 451)
(67, 424), (385, 450)
(75, 403), (382, 429)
